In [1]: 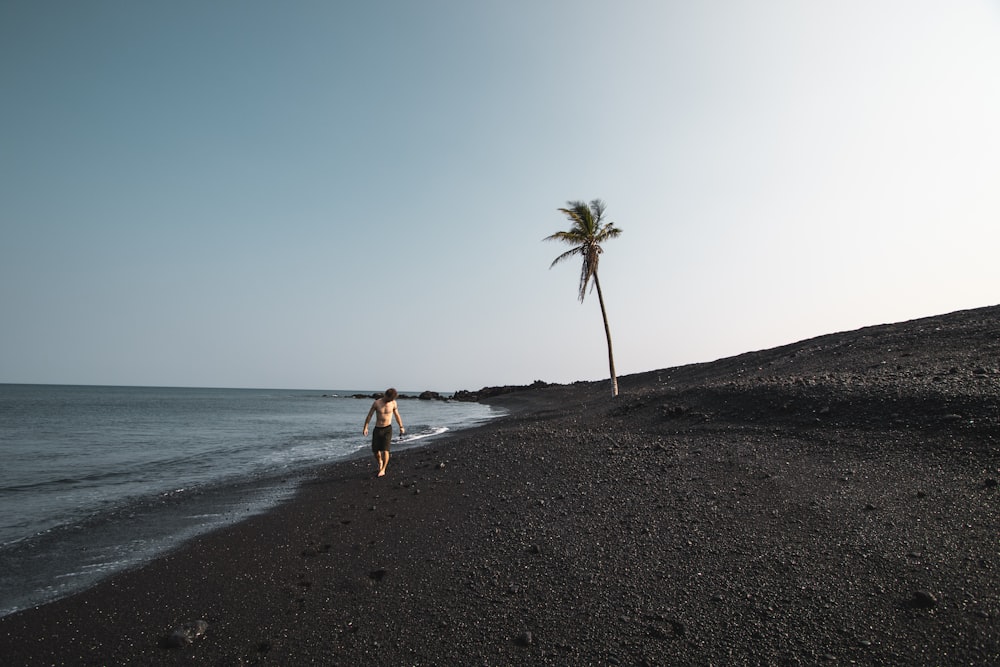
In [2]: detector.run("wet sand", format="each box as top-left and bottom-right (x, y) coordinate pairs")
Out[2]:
(1, 305), (997, 665)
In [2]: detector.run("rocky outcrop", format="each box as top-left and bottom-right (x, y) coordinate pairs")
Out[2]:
(452, 380), (554, 402)
(350, 392), (448, 401)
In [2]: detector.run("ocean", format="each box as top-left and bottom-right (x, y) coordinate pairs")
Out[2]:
(0, 384), (502, 617)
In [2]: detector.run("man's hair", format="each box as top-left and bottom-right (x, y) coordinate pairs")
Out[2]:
(385, 388), (398, 400)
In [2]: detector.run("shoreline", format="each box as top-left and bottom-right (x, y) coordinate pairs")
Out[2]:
(1, 306), (997, 665)
(0, 403), (506, 620)
(0, 387), (503, 619)
(0, 405), (544, 664)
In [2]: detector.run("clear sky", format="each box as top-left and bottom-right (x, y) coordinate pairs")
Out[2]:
(2, 1), (999, 392)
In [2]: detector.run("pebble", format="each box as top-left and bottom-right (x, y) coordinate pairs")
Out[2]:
(164, 620), (209, 648)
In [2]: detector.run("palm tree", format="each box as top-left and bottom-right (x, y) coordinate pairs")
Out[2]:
(544, 199), (623, 397)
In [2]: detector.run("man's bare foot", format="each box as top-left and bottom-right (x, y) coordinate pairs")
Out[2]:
(377, 469), (386, 477)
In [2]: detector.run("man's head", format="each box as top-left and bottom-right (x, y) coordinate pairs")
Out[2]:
(385, 388), (398, 401)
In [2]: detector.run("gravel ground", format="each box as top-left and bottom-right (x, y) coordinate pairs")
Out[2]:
(1, 305), (997, 665)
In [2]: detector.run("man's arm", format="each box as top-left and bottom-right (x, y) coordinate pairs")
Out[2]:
(393, 405), (405, 434)
(363, 403), (376, 435)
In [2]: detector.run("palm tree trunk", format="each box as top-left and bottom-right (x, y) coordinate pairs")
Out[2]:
(592, 272), (619, 397)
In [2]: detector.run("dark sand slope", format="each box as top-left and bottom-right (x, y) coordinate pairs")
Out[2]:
(1, 306), (997, 665)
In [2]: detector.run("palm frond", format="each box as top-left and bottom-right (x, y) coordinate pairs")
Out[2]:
(594, 224), (622, 243)
(543, 230), (586, 245)
(589, 199), (606, 224)
(578, 260), (596, 301)
(548, 246), (581, 269)
(559, 201), (594, 234)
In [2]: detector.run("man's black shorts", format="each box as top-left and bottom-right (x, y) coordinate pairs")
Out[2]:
(371, 425), (393, 453)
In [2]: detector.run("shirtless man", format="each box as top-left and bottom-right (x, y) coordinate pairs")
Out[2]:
(363, 388), (405, 477)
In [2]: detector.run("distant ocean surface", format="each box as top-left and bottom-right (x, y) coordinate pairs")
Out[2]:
(0, 384), (502, 617)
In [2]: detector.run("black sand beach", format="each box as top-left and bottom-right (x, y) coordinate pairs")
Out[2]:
(1, 306), (997, 665)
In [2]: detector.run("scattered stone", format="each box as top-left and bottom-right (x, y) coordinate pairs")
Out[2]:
(911, 590), (938, 609)
(515, 631), (533, 646)
(163, 620), (209, 648)
(369, 569), (388, 582)
(648, 618), (686, 639)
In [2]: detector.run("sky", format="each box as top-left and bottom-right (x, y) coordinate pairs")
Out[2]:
(2, 1), (999, 392)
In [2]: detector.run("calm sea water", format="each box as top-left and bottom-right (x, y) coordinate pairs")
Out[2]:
(0, 384), (502, 617)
